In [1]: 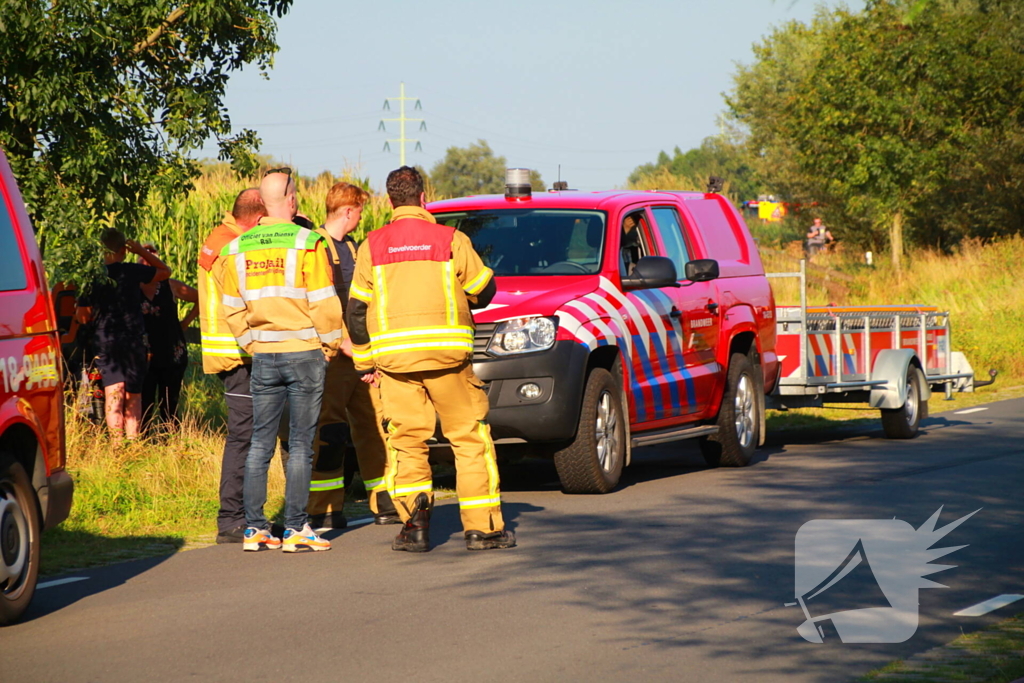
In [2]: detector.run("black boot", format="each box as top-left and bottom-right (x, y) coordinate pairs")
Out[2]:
(465, 529), (517, 551)
(392, 493), (431, 552)
(309, 511), (348, 530)
(373, 490), (401, 525)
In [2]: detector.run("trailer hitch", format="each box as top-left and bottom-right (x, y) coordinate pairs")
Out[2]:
(974, 368), (998, 389)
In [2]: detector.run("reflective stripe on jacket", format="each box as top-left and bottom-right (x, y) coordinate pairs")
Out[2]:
(220, 218), (343, 356)
(350, 206), (492, 373)
(197, 214), (250, 374)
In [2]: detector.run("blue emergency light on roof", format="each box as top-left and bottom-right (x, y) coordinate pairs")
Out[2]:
(505, 168), (532, 199)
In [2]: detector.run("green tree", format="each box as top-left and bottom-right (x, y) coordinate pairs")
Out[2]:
(727, 0), (1024, 264)
(429, 140), (544, 198)
(627, 131), (761, 201)
(0, 1), (292, 286)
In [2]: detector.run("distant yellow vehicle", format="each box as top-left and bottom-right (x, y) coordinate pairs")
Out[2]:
(758, 200), (786, 222)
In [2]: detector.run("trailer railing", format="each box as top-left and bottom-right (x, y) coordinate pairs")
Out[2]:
(767, 259), (975, 399)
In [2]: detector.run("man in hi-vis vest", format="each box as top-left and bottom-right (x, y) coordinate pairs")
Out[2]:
(347, 166), (516, 552)
(222, 170), (343, 553)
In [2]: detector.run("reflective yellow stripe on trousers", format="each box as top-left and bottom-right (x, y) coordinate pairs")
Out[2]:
(458, 421), (500, 509)
(363, 476), (387, 492)
(310, 477), (345, 492)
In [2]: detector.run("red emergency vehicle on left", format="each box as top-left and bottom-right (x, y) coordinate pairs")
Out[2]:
(0, 148), (73, 625)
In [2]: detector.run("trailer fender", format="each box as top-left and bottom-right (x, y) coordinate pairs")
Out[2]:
(869, 349), (930, 409)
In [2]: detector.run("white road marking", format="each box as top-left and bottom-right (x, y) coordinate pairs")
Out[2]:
(954, 594), (1024, 617)
(37, 576), (90, 590)
(954, 407), (988, 415)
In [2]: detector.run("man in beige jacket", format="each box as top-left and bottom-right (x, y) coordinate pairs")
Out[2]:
(221, 170), (343, 553)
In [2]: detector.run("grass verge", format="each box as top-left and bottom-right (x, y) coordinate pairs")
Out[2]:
(860, 613), (1024, 683)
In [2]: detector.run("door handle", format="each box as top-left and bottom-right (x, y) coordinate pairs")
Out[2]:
(706, 301), (720, 314)
(670, 308), (682, 318)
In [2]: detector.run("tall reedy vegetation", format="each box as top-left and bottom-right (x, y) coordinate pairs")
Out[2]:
(136, 162), (393, 289)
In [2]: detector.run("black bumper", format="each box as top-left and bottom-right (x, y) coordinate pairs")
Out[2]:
(43, 469), (74, 531)
(472, 340), (589, 442)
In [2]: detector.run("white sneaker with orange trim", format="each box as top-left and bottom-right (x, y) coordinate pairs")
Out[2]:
(282, 524), (331, 553)
(242, 527), (282, 552)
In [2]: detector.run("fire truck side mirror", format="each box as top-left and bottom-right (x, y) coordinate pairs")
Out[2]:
(623, 256), (680, 289)
(684, 259), (720, 282)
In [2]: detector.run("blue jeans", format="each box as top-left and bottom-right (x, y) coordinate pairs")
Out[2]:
(244, 349), (326, 531)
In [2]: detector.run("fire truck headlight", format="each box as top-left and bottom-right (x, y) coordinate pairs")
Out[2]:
(488, 317), (558, 355)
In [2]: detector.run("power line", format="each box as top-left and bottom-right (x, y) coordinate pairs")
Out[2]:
(427, 113), (658, 155)
(241, 110), (381, 127)
(379, 82), (426, 166)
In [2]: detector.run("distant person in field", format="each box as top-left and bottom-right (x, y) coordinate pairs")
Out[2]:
(197, 187), (267, 544)
(139, 243), (198, 428)
(806, 218), (834, 258)
(77, 228), (171, 439)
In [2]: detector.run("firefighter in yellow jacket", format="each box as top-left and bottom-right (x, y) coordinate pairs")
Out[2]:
(280, 182), (400, 528)
(197, 188), (266, 543)
(346, 166), (516, 552)
(221, 170), (343, 553)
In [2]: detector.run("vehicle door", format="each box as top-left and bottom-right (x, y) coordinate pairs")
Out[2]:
(616, 206), (690, 425)
(649, 204), (721, 418)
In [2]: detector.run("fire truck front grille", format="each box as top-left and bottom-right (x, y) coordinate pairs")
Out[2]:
(473, 323), (497, 360)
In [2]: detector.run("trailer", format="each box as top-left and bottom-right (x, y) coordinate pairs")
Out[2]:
(766, 261), (995, 438)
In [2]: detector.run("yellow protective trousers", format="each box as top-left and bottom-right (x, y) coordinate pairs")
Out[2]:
(378, 362), (504, 534)
(280, 353), (390, 515)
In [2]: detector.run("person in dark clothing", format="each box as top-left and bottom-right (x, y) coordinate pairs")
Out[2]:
(139, 244), (198, 428)
(77, 228), (171, 439)
(197, 187), (267, 543)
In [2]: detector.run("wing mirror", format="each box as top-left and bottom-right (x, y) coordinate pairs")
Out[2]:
(622, 256), (680, 289)
(684, 259), (720, 282)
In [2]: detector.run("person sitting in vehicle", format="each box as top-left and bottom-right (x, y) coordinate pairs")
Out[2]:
(620, 213), (645, 276)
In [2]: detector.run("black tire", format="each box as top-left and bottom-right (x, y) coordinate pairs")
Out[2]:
(700, 353), (760, 468)
(881, 366), (924, 439)
(0, 460), (41, 626)
(553, 368), (626, 494)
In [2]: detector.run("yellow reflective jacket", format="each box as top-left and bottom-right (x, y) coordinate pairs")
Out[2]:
(349, 206), (493, 373)
(220, 217), (343, 357)
(197, 213), (249, 374)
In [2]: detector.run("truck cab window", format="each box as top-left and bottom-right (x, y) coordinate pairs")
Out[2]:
(619, 211), (651, 277)
(651, 206), (691, 279)
(0, 201), (27, 292)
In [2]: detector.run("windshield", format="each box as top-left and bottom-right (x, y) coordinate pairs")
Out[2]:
(433, 209), (606, 276)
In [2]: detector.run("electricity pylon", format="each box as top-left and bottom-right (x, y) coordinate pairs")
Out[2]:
(379, 82), (426, 166)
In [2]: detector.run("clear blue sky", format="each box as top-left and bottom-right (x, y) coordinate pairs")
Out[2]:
(205, 0), (840, 191)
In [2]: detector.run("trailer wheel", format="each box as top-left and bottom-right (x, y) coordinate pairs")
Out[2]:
(0, 459), (40, 625)
(881, 367), (924, 439)
(553, 368), (625, 494)
(700, 353), (760, 468)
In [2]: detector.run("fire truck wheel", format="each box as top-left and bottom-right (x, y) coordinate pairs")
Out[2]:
(700, 353), (760, 468)
(881, 367), (924, 439)
(0, 459), (40, 625)
(553, 368), (625, 494)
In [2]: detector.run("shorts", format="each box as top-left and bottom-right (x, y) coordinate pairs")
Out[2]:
(95, 345), (148, 394)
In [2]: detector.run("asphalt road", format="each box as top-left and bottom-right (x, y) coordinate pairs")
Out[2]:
(3, 398), (1022, 682)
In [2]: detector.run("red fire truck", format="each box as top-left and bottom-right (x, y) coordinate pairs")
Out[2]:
(428, 172), (778, 493)
(0, 149), (74, 624)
